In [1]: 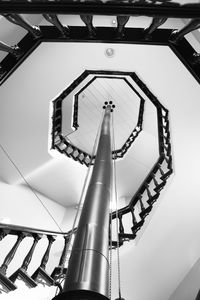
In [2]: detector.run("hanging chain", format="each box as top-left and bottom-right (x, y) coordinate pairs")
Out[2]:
(109, 194), (113, 300)
(112, 111), (122, 300)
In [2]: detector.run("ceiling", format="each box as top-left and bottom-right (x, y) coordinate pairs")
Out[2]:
(62, 75), (141, 154)
(1, 13), (200, 300)
(0, 40), (161, 207)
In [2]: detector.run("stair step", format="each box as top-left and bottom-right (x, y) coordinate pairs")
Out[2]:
(32, 267), (54, 286)
(9, 268), (37, 288)
(147, 193), (160, 205)
(154, 180), (166, 193)
(139, 205), (152, 219)
(131, 219), (144, 234)
(0, 272), (17, 293)
(160, 169), (172, 180)
(119, 233), (136, 241)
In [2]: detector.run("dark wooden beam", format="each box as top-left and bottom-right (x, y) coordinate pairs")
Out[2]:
(0, 2), (200, 18)
(0, 26), (200, 86)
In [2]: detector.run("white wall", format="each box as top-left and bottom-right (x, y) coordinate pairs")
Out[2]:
(0, 180), (75, 284)
(169, 257), (200, 300)
(1, 13), (200, 300)
(0, 180), (68, 231)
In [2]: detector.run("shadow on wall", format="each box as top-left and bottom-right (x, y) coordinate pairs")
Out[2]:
(169, 257), (200, 300)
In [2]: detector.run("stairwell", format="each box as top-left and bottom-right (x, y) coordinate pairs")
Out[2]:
(0, 3), (200, 300)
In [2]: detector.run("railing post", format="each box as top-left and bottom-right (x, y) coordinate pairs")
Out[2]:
(0, 233), (25, 275)
(143, 17), (167, 39)
(0, 65), (6, 79)
(118, 214), (124, 234)
(2, 13), (42, 38)
(80, 15), (96, 37)
(59, 236), (70, 269)
(51, 235), (70, 280)
(169, 18), (200, 44)
(0, 230), (7, 241)
(116, 16), (129, 38)
(43, 14), (69, 37)
(20, 234), (41, 272)
(40, 235), (56, 270)
(32, 235), (56, 286)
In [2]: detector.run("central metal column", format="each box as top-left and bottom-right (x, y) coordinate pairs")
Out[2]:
(53, 105), (113, 300)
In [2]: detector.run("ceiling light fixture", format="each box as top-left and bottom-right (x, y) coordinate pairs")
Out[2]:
(111, 19), (116, 26)
(105, 48), (115, 58)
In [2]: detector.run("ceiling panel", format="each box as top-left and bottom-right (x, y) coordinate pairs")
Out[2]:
(66, 76), (140, 154)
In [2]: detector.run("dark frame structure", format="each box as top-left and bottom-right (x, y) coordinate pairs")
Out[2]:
(51, 68), (173, 246)
(52, 70), (145, 164)
(0, 21), (175, 245)
(0, 1), (200, 18)
(0, 26), (200, 86)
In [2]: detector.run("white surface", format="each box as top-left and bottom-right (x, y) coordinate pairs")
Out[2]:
(169, 258), (200, 300)
(0, 41), (161, 205)
(1, 284), (57, 300)
(0, 180), (71, 232)
(0, 15), (200, 300)
(66, 76), (140, 153)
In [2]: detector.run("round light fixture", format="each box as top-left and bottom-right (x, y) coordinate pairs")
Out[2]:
(111, 19), (116, 26)
(105, 48), (115, 58)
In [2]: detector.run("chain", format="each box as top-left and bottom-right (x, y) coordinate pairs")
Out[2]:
(112, 111), (122, 299)
(109, 196), (113, 300)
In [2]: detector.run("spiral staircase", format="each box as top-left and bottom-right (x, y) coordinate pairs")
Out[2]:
(0, 2), (200, 299)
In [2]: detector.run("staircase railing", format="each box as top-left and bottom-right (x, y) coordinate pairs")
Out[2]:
(0, 223), (75, 294)
(1, 2), (195, 295)
(0, 9), (200, 84)
(0, 97), (172, 292)
(0, 1), (199, 18)
(111, 95), (173, 244)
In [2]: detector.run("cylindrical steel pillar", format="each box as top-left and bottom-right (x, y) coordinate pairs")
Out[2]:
(53, 105), (113, 300)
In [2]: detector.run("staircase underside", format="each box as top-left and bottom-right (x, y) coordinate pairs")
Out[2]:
(0, 13), (200, 300)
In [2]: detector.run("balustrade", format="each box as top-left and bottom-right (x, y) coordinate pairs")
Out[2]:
(169, 18), (200, 44)
(80, 15), (96, 37)
(2, 13), (42, 38)
(139, 193), (152, 218)
(0, 225), (77, 294)
(191, 53), (200, 64)
(0, 233), (25, 276)
(9, 234), (41, 287)
(0, 230), (7, 241)
(0, 5), (177, 295)
(32, 235), (55, 286)
(116, 16), (129, 39)
(43, 14), (69, 37)
(0, 233), (25, 293)
(130, 206), (144, 234)
(0, 41), (23, 58)
(144, 17), (167, 40)
(118, 214), (124, 235)
(51, 235), (70, 280)
(0, 65), (6, 79)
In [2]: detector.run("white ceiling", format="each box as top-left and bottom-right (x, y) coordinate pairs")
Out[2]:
(0, 41), (161, 206)
(63, 76), (141, 153)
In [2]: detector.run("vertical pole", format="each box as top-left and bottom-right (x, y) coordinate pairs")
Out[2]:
(53, 105), (113, 300)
